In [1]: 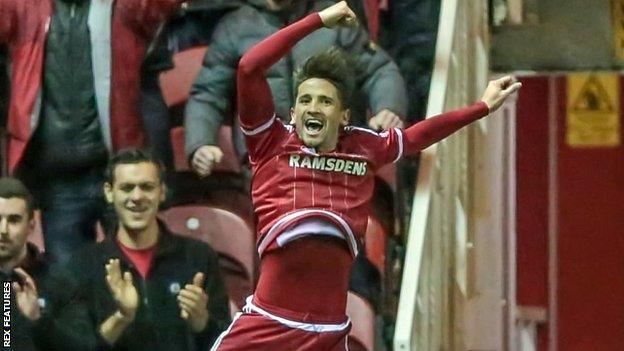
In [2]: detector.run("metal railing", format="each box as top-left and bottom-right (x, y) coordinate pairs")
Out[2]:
(393, 0), (490, 349)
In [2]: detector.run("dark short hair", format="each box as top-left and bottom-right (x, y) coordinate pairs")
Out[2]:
(105, 148), (165, 184)
(0, 177), (35, 219)
(294, 47), (356, 109)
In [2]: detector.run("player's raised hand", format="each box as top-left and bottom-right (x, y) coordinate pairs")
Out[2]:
(13, 268), (42, 321)
(480, 76), (522, 112)
(319, 1), (358, 28)
(105, 259), (139, 321)
(178, 272), (209, 332)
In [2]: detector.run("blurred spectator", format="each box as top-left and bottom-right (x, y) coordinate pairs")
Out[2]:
(45, 149), (230, 350)
(141, 25), (176, 170)
(0, 45), (7, 130)
(139, 1), (243, 170)
(0, 0), (187, 265)
(0, 177), (60, 350)
(185, 0), (408, 177)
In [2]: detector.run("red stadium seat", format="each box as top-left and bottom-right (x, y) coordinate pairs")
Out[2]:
(346, 291), (376, 351)
(159, 46), (209, 107)
(364, 216), (386, 276)
(158, 205), (256, 312)
(170, 125), (241, 173)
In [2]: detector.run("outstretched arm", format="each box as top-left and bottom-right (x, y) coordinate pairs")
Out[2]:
(236, 1), (357, 131)
(402, 76), (522, 154)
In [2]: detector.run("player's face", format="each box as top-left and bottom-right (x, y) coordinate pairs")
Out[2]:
(0, 198), (33, 261)
(291, 78), (350, 152)
(105, 162), (165, 234)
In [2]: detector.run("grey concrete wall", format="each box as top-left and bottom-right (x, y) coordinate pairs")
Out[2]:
(491, 0), (617, 71)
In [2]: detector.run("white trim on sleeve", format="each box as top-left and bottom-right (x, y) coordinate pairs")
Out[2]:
(240, 113), (276, 136)
(393, 127), (404, 163)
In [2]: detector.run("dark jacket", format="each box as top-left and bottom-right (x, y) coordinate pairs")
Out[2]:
(41, 223), (231, 351)
(184, 0), (408, 160)
(0, 243), (58, 351)
(0, 0), (184, 174)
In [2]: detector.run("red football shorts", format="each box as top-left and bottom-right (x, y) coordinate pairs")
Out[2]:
(210, 297), (352, 351)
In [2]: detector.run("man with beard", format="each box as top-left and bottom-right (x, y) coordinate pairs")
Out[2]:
(0, 177), (58, 350)
(0, 0), (188, 265)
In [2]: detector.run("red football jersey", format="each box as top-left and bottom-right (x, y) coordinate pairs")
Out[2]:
(235, 12), (489, 258)
(243, 115), (404, 257)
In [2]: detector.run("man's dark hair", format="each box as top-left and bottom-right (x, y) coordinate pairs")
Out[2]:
(0, 177), (35, 219)
(294, 47), (356, 109)
(105, 148), (165, 184)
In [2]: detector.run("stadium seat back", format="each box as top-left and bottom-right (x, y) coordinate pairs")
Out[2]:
(159, 46), (209, 107)
(158, 205), (256, 310)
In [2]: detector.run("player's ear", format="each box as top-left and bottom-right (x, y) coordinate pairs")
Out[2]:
(341, 109), (350, 126)
(290, 107), (296, 124)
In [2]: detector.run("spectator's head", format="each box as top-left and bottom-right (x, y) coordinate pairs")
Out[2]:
(291, 47), (355, 152)
(104, 149), (165, 235)
(0, 178), (35, 264)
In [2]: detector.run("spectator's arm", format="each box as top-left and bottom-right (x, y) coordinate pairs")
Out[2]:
(338, 26), (408, 118)
(184, 17), (238, 160)
(0, 0), (17, 43)
(117, 0), (185, 35)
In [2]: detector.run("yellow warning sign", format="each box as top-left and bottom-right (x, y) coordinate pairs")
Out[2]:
(613, 0), (624, 60)
(567, 73), (621, 147)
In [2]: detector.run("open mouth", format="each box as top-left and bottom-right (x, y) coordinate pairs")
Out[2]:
(304, 118), (325, 135)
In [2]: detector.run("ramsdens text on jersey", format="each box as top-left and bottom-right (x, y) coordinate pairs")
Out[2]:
(288, 154), (368, 176)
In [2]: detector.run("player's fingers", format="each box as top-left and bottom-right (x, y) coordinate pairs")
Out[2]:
(495, 75), (514, 87)
(502, 82), (522, 95)
(180, 308), (189, 320)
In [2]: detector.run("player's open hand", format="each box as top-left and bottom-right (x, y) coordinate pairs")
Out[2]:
(13, 268), (41, 322)
(480, 76), (522, 112)
(191, 145), (224, 177)
(319, 1), (358, 28)
(178, 272), (209, 332)
(105, 259), (139, 321)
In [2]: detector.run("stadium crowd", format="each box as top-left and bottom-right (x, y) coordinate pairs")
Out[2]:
(0, 0), (517, 350)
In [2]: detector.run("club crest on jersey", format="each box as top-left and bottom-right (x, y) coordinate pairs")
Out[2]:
(288, 154), (368, 176)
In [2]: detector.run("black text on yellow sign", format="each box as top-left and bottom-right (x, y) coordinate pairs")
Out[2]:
(567, 73), (621, 147)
